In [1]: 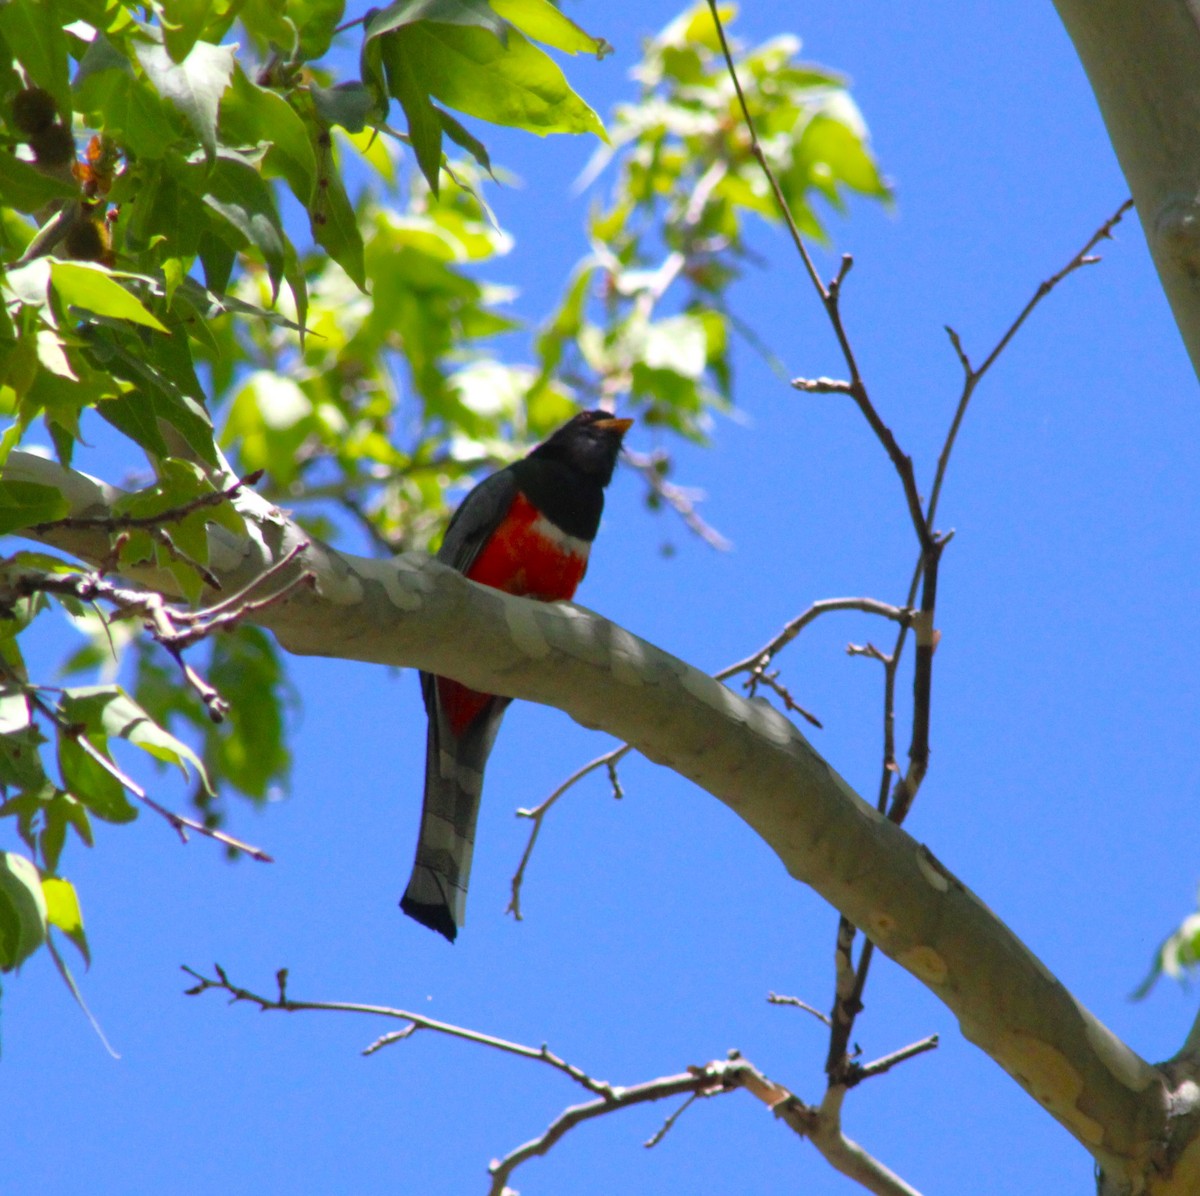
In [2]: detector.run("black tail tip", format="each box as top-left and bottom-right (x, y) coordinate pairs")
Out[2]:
(400, 895), (458, 943)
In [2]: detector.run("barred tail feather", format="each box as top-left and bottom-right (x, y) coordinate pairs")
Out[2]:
(401, 679), (509, 942)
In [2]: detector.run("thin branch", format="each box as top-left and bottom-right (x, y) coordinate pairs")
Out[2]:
(821, 205), (1135, 1079)
(927, 197), (1133, 533)
(767, 991), (832, 1027)
(826, 915), (863, 1079)
(706, 0), (931, 554)
(809, 1085), (926, 1196)
(5, 546), (312, 721)
(508, 743), (631, 920)
(487, 1063), (749, 1195)
(509, 598), (908, 915)
(623, 448), (731, 551)
(30, 470), (264, 535)
(718, 597), (912, 683)
(743, 668), (823, 728)
(848, 1034), (939, 1087)
(490, 1047), (923, 1196)
(643, 1093), (700, 1148)
(791, 376), (855, 394)
(183, 965), (618, 1097)
(24, 686), (274, 861)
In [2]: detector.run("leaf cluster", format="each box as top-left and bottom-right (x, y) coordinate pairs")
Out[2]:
(0, 0), (889, 1007)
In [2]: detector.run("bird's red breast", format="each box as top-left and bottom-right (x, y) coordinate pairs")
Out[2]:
(437, 491), (591, 736)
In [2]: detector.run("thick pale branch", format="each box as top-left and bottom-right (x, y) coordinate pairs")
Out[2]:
(1054, 0), (1200, 384)
(3, 450), (1173, 1183)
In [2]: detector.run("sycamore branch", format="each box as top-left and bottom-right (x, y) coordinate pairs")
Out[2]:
(185, 966), (925, 1196)
(2, 447), (1178, 1188)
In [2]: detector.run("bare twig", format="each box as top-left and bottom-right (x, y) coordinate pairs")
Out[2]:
(928, 198), (1133, 532)
(491, 1046), (923, 1196)
(643, 1093), (700, 1148)
(508, 743), (632, 920)
(706, 1), (931, 554)
(623, 448), (731, 551)
(18, 685), (274, 861)
(718, 597), (912, 683)
(183, 965), (617, 1097)
(791, 376), (854, 394)
(30, 470), (264, 535)
(848, 1034), (939, 1087)
(511, 598), (908, 913)
(4, 545), (312, 720)
(189, 966), (924, 1196)
(743, 668), (823, 728)
(767, 991), (832, 1027)
(809, 1085), (926, 1196)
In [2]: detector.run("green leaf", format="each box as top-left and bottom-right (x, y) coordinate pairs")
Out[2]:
(160, 0), (216, 64)
(436, 107), (493, 175)
(41, 875), (88, 966)
(0, 153), (78, 213)
(56, 723), (137, 824)
(796, 103), (889, 203)
(641, 313), (708, 378)
(0, 0), (71, 119)
(40, 791), (92, 873)
(208, 627), (291, 799)
(74, 36), (182, 160)
(382, 21), (604, 138)
(135, 39), (235, 162)
(65, 686), (213, 794)
(291, 0), (346, 60)
(0, 479), (70, 533)
(0, 851), (46, 971)
(386, 46), (445, 193)
(220, 67), (318, 206)
(309, 148), (366, 289)
(365, 0), (508, 40)
(238, 0), (299, 56)
(49, 262), (168, 333)
(489, 0), (611, 57)
(0, 688), (32, 735)
(197, 152), (287, 298)
(0, 715), (48, 792)
(309, 82), (377, 134)
(87, 324), (217, 465)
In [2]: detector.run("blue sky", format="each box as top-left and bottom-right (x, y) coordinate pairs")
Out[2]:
(6, 3), (1200, 1195)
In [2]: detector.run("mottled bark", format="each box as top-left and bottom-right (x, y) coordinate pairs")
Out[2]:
(8, 448), (1197, 1192)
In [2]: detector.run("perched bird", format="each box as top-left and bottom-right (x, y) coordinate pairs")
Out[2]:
(401, 410), (633, 941)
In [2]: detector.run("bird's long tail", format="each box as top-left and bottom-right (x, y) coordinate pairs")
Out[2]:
(400, 678), (509, 942)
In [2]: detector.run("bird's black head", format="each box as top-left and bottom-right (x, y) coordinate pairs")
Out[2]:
(529, 409), (633, 487)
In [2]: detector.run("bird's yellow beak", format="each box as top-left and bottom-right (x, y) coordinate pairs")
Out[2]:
(595, 417), (634, 433)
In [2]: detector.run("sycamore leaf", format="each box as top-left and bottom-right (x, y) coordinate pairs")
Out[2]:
(0, 154), (78, 213)
(65, 686), (214, 794)
(160, 0), (216, 63)
(0, 0), (71, 118)
(220, 67), (317, 205)
(42, 875), (89, 966)
(365, 0), (508, 40)
(386, 47), (445, 193)
(0, 850), (47, 971)
(136, 40), (235, 161)
(383, 22), (604, 138)
(49, 262), (168, 332)
(489, 0), (612, 58)
(0, 480), (70, 533)
(436, 107), (493, 175)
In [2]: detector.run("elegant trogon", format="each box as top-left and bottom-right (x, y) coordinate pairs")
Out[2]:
(401, 410), (633, 941)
